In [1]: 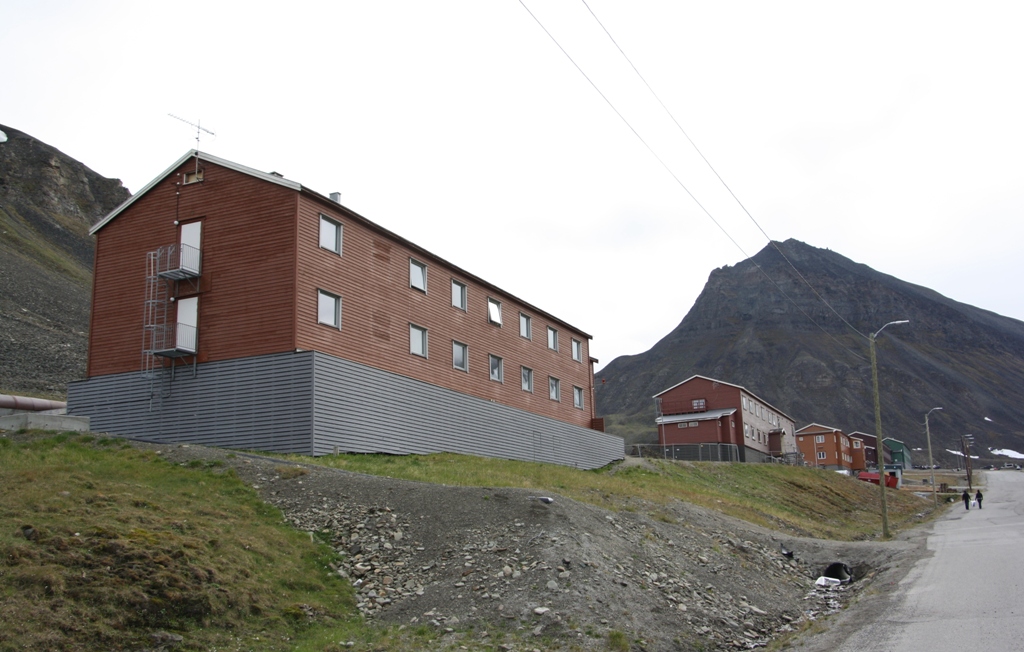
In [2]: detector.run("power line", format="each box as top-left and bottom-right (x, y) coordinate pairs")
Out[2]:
(519, 1), (867, 361)
(581, 0), (868, 343)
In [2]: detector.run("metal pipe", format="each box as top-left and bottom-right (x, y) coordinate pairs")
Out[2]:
(0, 395), (67, 412)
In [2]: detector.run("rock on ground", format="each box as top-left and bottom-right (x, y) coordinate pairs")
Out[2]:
(131, 442), (924, 650)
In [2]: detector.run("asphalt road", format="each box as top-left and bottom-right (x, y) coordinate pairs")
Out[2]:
(809, 470), (1024, 651)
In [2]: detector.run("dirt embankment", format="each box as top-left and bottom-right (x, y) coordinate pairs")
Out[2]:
(143, 442), (925, 651)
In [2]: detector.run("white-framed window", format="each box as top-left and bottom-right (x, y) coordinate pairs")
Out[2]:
(452, 341), (468, 372)
(319, 214), (343, 254)
(741, 397), (748, 410)
(521, 366), (533, 392)
(451, 279), (467, 311)
(571, 338), (582, 362)
(853, 440), (861, 449)
(487, 298), (502, 325)
(677, 423), (686, 429)
(489, 354), (503, 382)
(410, 324), (428, 357)
(520, 312), (531, 339)
(317, 290), (341, 328)
(817, 451), (827, 460)
(549, 376), (560, 401)
(744, 424), (750, 437)
(410, 259), (427, 292)
(756, 404), (762, 418)
(547, 326), (558, 351)
(692, 398), (706, 410)
(814, 435), (825, 444)
(183, 169), (204, 184)
(573, 386), (584, 409)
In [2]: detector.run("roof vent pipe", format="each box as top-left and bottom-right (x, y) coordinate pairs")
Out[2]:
(329, 192), (342, 203)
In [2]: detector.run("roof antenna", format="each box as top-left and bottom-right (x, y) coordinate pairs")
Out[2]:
(168, 114), (215, 175)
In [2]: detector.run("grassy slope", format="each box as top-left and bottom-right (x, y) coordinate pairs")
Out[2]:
(285, 452), (930, 541)
(1, 433), (932, 651)
(0, 434), (359, 652)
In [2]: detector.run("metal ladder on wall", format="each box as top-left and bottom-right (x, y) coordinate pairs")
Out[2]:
(142, 249), (170, 405)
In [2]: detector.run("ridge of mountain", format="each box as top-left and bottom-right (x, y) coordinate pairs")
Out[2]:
(595, 239), (1024, 457)
(0, 124), (130, 397)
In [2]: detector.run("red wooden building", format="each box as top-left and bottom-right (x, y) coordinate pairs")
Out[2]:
(68, 150), (622, 468)
(795, 424), (854, 471)
(653, 375), (798, 463)
(848, 432), (891, 470)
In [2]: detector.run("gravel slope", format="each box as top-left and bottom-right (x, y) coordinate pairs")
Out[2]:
(140, 441), (926, 651)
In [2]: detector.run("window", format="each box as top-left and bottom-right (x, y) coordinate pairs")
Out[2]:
(744, 424), (750, 437)
(521, 366), (533, 392)
(756, 404), (762, 418)
(451, 280), (467, 310)
(452, 341), (468, 371)
(489, 355), (503, 382)
(410, 259), (427, 292)
(183, 169), (204, 184)
(814, 435), (825, 444)
(571, 338), (582, 362)
(317, 290), (341, 328)
(410, 324), (427, 357)
(319, 215), (342, 254)
(487, 298), (502, 325)
(547, 327), (558, 351)
(692, 398), (706, 410)
(573, 386), (584, 409)
(853, 440), (861, 449)
(741, 397), (748, 410)
(549, 377), (560, 401)
(520, 313), (531, 339)
(817, 451), (827, 460)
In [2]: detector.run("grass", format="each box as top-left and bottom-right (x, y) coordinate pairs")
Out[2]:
(0, 433), (359, 651)
(285, 451), (931, 540)
(1, 431), (935, 650)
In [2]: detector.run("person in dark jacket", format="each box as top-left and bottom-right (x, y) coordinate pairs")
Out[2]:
(962, 490), (971, 510)
(975, 490), (984, 509)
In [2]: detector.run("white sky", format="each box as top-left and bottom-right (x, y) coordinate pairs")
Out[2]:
(3, 1), (1022, 370)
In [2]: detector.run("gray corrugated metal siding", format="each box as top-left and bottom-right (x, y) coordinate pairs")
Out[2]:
(68, 351), (623, 469)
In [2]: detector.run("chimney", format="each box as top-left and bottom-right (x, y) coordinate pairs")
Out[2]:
(329, 192), (342, 204)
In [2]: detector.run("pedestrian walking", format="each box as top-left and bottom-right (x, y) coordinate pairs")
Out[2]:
(962, 489), (971, 510)
(975, 490), (984, 509)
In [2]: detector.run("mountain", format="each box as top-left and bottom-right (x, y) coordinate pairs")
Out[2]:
(595, 239), (1024, 458)
(0, 124), (130, 397)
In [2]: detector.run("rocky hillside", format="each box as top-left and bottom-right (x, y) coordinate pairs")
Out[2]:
(0, 124), (130, 397)
(596, 239), (1024, 455)
(94, 436), (928, 651)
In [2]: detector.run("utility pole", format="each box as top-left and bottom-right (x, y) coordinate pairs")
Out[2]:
(925, 407), (942, 506)
(870, 320), (909, 539)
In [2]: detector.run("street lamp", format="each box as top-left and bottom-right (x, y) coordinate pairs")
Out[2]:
(925, 407), (943, 505)
(870, 319), (909, 539)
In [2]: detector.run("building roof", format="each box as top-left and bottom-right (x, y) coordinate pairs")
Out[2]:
(90, 150), (592, 339)
(796, 423), (845, 435)
(652, 374), (795, 421)
(655, 407), (737, 425)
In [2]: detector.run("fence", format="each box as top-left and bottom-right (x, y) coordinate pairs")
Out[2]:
(629, 443), (740, 462)
(627, 445), (804, 465)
